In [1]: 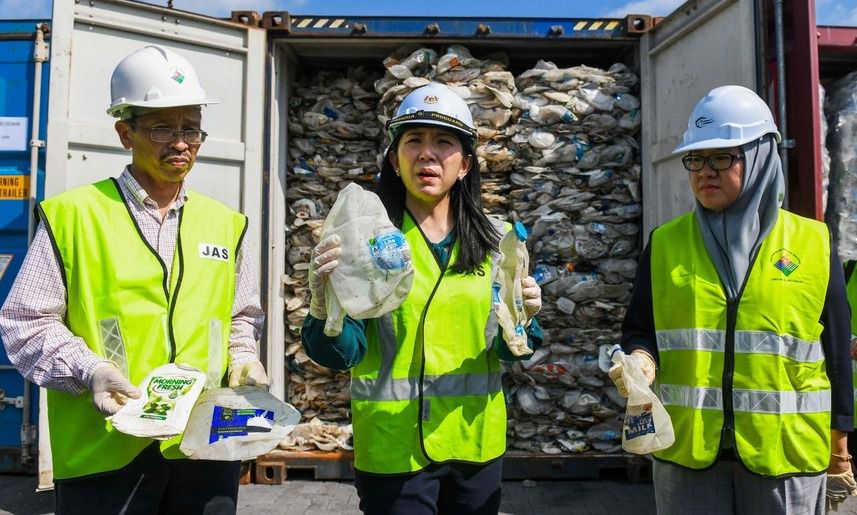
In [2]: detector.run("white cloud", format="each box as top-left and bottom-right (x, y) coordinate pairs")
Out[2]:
(603, 0), (685, 18)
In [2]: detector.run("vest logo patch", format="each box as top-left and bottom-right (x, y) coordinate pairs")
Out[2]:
(199, 243), (229, 262)
(771, 248), (800, 277)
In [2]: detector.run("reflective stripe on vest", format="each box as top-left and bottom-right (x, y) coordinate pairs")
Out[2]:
(657, 329), (824, 362)
(651, 209), (830, 477)
(40, 179), (245, 479)
(351, 213), (507, 474)
(351, 372), (503, 401)
(660, 384), (831, 413)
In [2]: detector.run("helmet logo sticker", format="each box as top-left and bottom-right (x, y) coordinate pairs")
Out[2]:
(170, 67), (186, 84)
(694, 116), (714, 128)
(423, 95), (438, 104)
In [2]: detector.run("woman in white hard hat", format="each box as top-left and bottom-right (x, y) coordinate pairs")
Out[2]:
(300, 82), (544, 514)
(610, 85), (855, 513)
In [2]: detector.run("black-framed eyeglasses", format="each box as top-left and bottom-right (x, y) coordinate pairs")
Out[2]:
(129, 124), (208, 145)
(682, 153), (743, 172)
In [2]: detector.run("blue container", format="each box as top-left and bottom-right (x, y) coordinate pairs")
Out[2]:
(0, 19), (49, 473)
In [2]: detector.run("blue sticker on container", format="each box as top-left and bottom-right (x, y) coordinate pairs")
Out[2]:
(368, 232), (409, 271)
(209, 406), (274, 444)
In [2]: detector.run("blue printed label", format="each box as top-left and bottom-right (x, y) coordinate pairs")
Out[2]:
(624, 408), (655, 440)
(209, 406), (274, 444)
(368, 232), (409, 271)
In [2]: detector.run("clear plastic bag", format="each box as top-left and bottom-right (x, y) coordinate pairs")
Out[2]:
(609, 345), (675, 454)
(180, 386), (301, 461)
(320, 183), (414, 336)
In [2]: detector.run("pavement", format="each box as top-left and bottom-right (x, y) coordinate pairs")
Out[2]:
(3, 472), (857, 515)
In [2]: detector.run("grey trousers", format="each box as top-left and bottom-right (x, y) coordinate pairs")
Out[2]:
(652, 459), (826, 515)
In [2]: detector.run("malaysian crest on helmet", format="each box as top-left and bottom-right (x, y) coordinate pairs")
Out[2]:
(423, 95), (438, 104)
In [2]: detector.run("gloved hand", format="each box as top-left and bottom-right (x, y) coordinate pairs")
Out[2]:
(607, 350), (657, 398)
(521, 276), (541, 319)
(826, 467), (857, 512)
(228, 360), (269, 390)
(89, 363), (141, 416)
(308, 234), (342, 320)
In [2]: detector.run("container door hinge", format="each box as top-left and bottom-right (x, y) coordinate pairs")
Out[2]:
(0, 388), (25, 410)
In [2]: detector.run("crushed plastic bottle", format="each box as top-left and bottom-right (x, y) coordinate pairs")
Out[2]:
(494, 222), (532, 357)
(320, 183), (414, 336)
(609, 344), (675, 454)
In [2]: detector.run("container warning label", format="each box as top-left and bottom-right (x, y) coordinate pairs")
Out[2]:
(0, 176), (29, 200)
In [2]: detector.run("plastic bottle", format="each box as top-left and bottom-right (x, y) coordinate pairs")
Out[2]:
(608, 345), (675, 455)
(494, 222), (532, 357)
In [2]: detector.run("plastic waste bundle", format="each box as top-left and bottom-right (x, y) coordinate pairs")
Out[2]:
(494, 222), (532, 357)
(320, 182), (414, 336)
(180, 386), (301, 461)
(608, 345), (674, 454)
(110, 363), (207, 440)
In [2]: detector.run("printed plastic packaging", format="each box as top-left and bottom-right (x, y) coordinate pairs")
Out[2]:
(320, 182), (414, 336)
(180, 386), (301, 461)
(494, 222), (532, 357)
(609, 345), (674, 454)
(110, 363), (206, 440)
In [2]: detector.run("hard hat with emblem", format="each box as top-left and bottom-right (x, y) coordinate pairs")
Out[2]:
(673, 85), (781, 153)
(106, 45), (218, 119)
(386, 82), (476, 142)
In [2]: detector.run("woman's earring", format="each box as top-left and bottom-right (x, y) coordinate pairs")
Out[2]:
(395, 168), (400, 177)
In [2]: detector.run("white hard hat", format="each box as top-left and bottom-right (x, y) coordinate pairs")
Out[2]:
(107, 45), (218, 119)
(386, 82), (477, 142)
(673, 85), (781, 153)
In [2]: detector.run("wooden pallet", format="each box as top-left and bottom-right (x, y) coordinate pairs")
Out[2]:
(253, 450), (355, 484)
(248, 450), (649, 484)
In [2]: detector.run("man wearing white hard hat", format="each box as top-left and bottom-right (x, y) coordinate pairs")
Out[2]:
(0, 45), (267, 513)
(610, 85), (855, 513)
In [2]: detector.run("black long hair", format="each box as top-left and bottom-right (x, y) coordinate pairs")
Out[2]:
(375, 130), (500, 274)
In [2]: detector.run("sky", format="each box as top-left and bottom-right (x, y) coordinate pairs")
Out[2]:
(3, 0), (856, 26)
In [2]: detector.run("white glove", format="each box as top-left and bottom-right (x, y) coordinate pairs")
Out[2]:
(89, 363), (141, 416)
(228, 360), (269, 390)
(827, 469), (857, 512)
(607, 350), (657, 398)
(521, 276), (541, 319)
(308, 235), (342, 320)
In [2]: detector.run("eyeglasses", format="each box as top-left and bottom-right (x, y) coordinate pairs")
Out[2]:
(129, 124), (208, 145)
(682, 153), (743, 172)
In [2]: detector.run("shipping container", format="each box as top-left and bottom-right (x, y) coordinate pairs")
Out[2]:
(0, 19), (49, 474)
(18, 0), (855, 485)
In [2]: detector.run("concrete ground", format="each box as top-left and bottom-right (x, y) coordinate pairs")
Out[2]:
(1, 473), (857, 514)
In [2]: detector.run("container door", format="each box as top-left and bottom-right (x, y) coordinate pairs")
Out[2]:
(43, 0), (265, 485)
(0, 20), (50, 474)
(639, 0), (759, 238)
